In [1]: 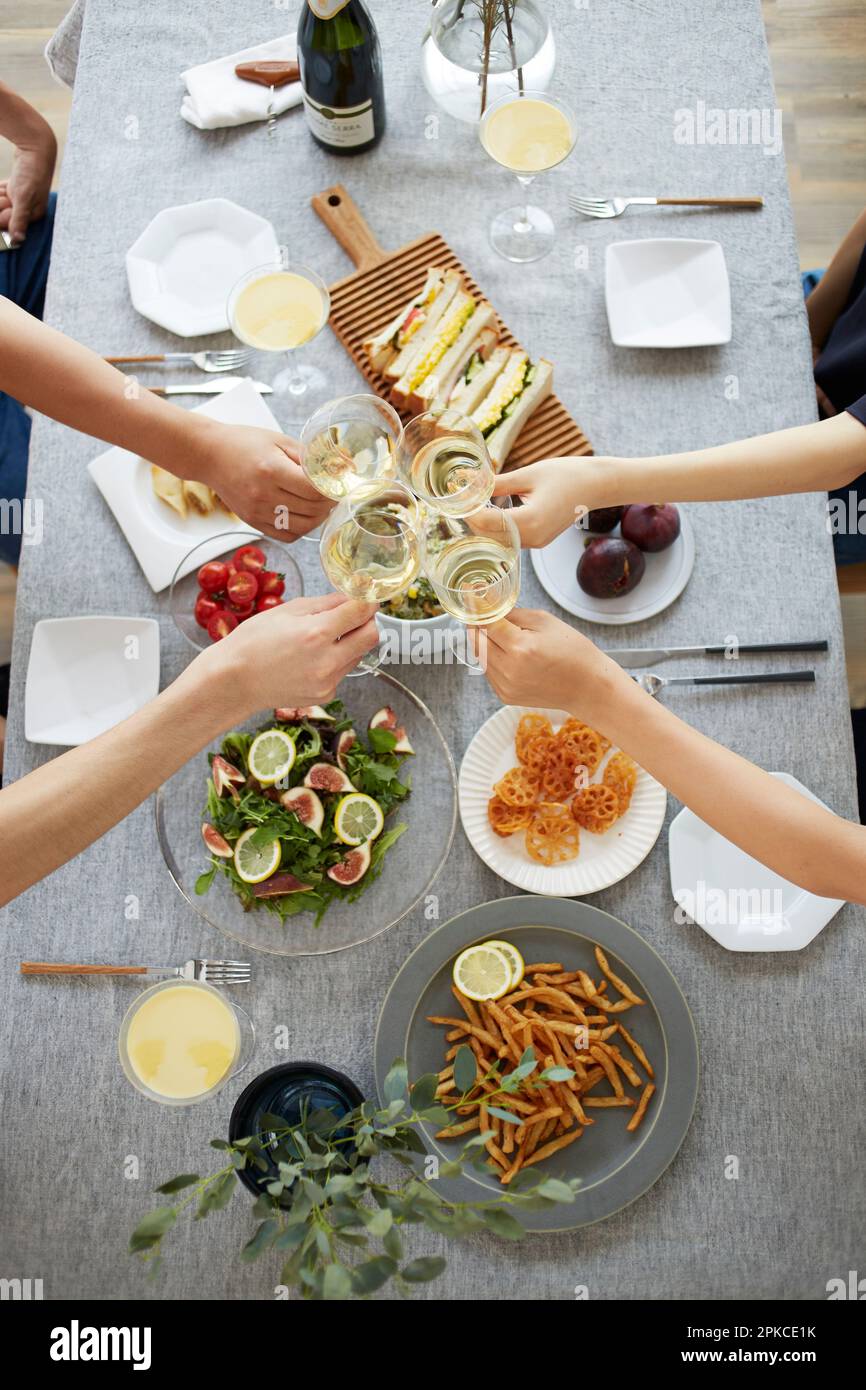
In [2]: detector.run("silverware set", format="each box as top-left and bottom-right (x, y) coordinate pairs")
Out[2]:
(20, 958), (251, 983)
(604, 638), (827, 699)
(103, 349), (267, 396)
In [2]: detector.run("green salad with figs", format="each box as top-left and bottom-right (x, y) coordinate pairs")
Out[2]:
(197, 700), (412, 927)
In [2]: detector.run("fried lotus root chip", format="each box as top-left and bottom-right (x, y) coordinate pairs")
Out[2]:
(525, 805), (581, 865)
(556, 725), (605, 776)
(603, 752), (638, 814)
(571, 784), (621, 833)
(495, 765), (542, 808)
(488, 796), (533, 837)
(516, 713), (554, 763)
(541, 745), (586, 801)
(522, 733), (555, 776)
(560, 718), (612, 755)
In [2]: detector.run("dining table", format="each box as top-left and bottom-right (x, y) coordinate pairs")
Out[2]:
(2, 0), (864, 1303)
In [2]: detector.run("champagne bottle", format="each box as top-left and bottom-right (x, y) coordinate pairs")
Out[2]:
(298, 0), (385, 155)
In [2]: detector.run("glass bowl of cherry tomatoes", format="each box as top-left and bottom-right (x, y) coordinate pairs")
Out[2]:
(170, 531), (304, 650)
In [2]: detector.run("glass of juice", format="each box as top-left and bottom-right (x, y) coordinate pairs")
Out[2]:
(479, 88), (577, 262)
(118, 979), (254, 1107)
(227, 260), (331, 411)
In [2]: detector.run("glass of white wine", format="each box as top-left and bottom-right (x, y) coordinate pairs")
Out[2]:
(300, 393), (401, 503)
(320, 480), (423, 672)
(397, 407), (495, 518)
(425, 494), (521, 629)
(227, 259), (331, 412)
(479, 88), (577, 262)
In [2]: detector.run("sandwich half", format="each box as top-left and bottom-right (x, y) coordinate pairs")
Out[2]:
(449, 343), (510, 416)
(362, 267), (446, 375)
(470, 351), (554, 471)
(384, 270), (462, 385)
(390, 285), (477, 409)
(407, 302), (498, 413)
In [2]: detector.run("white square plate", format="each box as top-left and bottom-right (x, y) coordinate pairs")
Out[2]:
(25, 616), (160, 746)
(668, 772), (845, 951)
(88, 379), (275, 592)
(605, 238), (732, 347)
(126, 198), (279, 336)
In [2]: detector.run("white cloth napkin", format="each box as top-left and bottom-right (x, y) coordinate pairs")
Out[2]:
(180, 34), (303, 130)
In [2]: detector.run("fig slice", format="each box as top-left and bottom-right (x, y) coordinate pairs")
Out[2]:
(212, 755), (245, 797)
(369, 705), (413, 754)
(279, 786), (325, 835)
(326, 842), (371, 886)
(273, 705), (335, 723)
(251, 872), (314, 899)
(303, 762), (356, 794)
(335, 728), (357, 771)
(201, 823), (233, 858)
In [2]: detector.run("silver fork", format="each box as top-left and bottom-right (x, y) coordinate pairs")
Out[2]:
(20, 958), (251, 983)
(635, 669), (815, 698)
(570, 194), (763, 219)
(104, 348), (252, 372)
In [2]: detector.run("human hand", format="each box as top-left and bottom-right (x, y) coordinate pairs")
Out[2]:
(193, 592), (379, 718)
(185, 420), (334, 541)
(469, 608), (628, 727)
(0, 136), (56, 245)
(493, 457), (617, 549)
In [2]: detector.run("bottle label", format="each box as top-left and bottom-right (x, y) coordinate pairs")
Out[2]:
(306, 0), (352, 17)
(303, 92), (375, 147)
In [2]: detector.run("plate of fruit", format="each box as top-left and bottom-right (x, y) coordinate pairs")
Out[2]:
(156, 669), (457, 957)
(531, 504), (694, 625)
(170, 532), (305, 650)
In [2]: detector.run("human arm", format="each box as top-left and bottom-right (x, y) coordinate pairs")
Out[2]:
(0, 594), (378, 906)
(494, 411), (866, 548)
(0, 297), (333, 540)
(805, 207), (866, 355)
(472, 610), (866, 905)
(0, 80), (56, 244)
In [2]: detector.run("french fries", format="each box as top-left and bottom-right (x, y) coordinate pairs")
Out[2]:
(429, 946), (656, 1184)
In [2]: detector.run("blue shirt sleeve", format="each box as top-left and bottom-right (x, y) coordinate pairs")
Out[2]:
(847, 395), (866, 428)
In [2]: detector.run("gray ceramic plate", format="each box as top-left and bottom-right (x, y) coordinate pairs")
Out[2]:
(374, 896), (699, 1232)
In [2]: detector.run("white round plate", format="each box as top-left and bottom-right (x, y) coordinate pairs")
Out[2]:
(125, 198), (279, 336)
(459, 705), (667, 896)
(531, 510), (695, 626)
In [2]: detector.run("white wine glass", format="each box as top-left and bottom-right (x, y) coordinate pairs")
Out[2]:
(319, 479), (423, 673)
(227, 260), (331, 413)
(397, 407), (495, 518)
(479, 88), (577, 262)
(300, 393), (401, 502)
(425, 493), (521, 631)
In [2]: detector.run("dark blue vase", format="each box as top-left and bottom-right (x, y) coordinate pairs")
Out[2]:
(228, 1061), (364, 1202)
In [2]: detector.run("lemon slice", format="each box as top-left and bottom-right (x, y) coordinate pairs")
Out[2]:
(234, 826), (282, 884)
(334, 792), (385, 846)
(248, 729), (296, 786)
(484, 940), (525, 990)
(452, 943), (513, 1002)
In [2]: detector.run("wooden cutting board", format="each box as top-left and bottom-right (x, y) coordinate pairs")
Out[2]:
(311, 184), (593, 470)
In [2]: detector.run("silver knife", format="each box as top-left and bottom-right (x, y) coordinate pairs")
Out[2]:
(606, 640), (829, 669)
(149, 376), (273, 396)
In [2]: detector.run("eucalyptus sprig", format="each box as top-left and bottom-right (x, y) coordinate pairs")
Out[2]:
(130, 1047), (580, 1300)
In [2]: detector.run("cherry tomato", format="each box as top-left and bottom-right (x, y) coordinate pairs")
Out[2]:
(198, 561), (229, 595)
(194, 594), (221, 629)
(234, 544), (267, 575)
(255, 595), (283, 613)
(227, 601), (255, 620)
(259, 570), (286, 598)
(207, 610), (238, 642)
(227, 570), (259, 606)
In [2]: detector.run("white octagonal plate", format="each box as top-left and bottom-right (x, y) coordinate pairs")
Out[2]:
(668, 772), (845, 951)
(126, 198), (279, 336)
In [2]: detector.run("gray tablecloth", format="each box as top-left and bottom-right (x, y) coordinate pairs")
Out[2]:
(2, 0), (864, 1302)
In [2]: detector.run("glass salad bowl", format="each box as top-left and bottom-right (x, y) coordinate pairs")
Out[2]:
(155, 669), (457, 957)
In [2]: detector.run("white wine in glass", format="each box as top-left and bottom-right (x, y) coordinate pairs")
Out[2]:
(301, 394), (401, 503)
(480, 88), (576, 262)
(425, 498), (521, 624)
(228, 260), (331, 411)
(399, 409), (495, 518)
(320, 481), (422, 605)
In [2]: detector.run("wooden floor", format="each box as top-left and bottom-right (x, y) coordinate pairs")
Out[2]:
(1, 1), (865, 693)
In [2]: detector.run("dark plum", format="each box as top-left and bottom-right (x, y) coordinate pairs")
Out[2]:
(577, 537), (646, 599)
(620, 503), (681, 553)
(582, 505), (625, 534)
